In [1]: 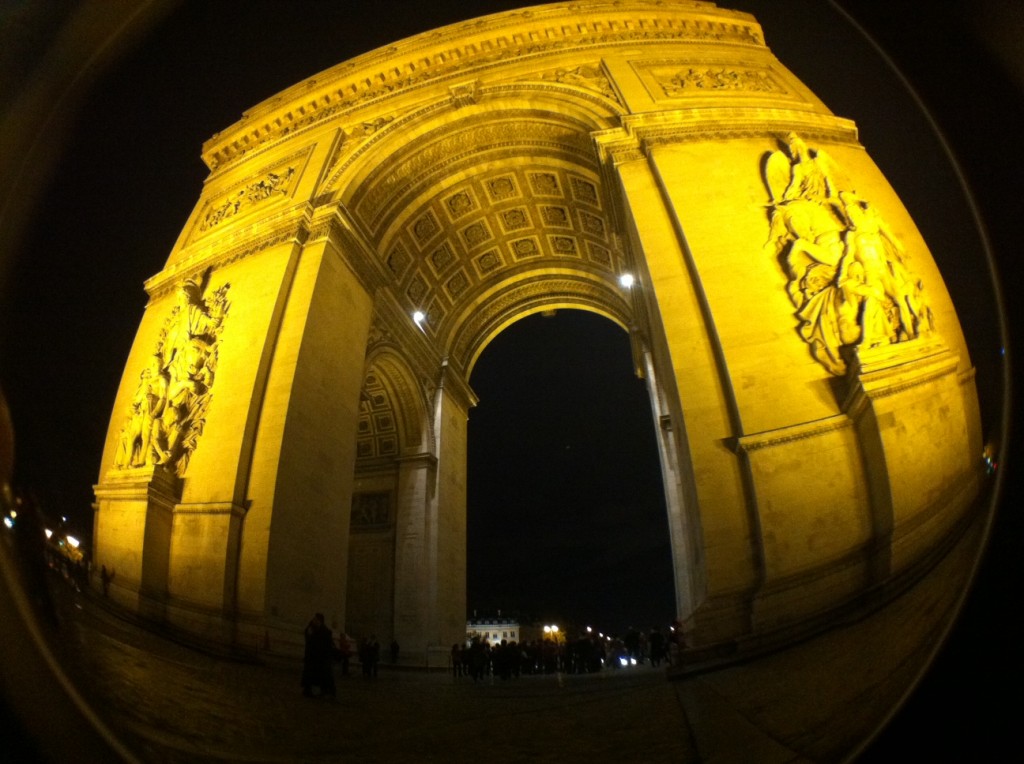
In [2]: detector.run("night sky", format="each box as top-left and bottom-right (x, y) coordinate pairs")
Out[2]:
(1, 1), (1020, 756)
(467, 310), (671, 631)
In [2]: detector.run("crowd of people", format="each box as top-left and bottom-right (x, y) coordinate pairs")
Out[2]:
(301, 614), (684, 698)
(450, 625), (680, 682)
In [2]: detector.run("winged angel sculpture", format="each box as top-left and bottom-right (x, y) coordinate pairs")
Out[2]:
(763, 133), (931, 374)
(115, 271), (230, 476)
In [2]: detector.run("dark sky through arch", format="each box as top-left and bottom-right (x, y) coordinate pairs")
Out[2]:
(466, 310), (675, 635)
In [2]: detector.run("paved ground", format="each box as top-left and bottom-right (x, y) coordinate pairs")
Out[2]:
(54, 593), (694, 763)
(5, 490), (991, 764)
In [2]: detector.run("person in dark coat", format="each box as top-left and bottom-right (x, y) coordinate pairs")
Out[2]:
(301, 613), (336, 698)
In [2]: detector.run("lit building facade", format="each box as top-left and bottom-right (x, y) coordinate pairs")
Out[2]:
(467, 615), (520, 645)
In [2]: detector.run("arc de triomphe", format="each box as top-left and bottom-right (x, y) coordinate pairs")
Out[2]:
(92, 1), (981, 664)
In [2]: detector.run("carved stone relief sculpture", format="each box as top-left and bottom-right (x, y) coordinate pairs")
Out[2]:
(540, 64), (619, 102)
(114, 271), (231, 476)
(656, 66), (780, 96)
(763, 133), (932, 374)
(350, 492), (392, 531)
(197, 166), (295, 232)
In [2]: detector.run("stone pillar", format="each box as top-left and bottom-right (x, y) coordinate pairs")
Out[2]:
(430, 364), (472, 664)
(392, 452), (437, 661)
(250, 232), (375, 646)
(391, 361), (473, 666)
(843, 338), (980, 576)
(611, 152), (759, 644)
(641, 347), (704, 623)
(165, 501), (245, 641)
(92, 466), (179, 617)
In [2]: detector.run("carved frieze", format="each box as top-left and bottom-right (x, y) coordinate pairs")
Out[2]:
(631, 59), (794, 105)
(196, 165), (296, 233)
(656, 66), (781, 96)
(538, 63), (621, 104)
(762, 134), (933, 375)
(347, 116), (394, 138)
(114, 270), (231, 477)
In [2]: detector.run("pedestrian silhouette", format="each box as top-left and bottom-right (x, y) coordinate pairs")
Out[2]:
(300, 613), (336, 698)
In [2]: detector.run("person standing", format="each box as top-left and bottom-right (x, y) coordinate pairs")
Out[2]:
(301, 613), (336, 699)
(367, 635), (381, 678)
(336, 633), (352, 677)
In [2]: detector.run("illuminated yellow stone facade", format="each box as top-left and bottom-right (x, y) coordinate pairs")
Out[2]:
(92, 1), (981, 662)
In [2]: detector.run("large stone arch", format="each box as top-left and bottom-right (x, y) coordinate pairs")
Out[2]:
(92, 2), (982, 664)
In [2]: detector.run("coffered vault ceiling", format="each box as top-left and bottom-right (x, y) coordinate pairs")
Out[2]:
(345, 110), (633, 374)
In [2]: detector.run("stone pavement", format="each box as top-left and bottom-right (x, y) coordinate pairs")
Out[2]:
(55, 591), (694, 763)
(14, 495), (990, 764)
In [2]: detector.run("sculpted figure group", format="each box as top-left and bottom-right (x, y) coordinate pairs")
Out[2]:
(115, 273), (230, 476)
(763, 133), (931, 375)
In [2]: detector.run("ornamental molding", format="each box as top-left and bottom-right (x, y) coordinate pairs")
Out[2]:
(537, 62), (623, 105)
(594, 110), (858, 165)
(171, 501), (247, 517)
(734, 414), (853, 454)
(450, 80), (481, 108)
(202, 5), (764, 169)
(148, 210), (312, 300)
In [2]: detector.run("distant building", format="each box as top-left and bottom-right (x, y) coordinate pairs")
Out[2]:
(466, 613), (520, 645)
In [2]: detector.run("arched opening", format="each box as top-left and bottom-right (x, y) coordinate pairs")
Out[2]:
(467, 309), (674, 633)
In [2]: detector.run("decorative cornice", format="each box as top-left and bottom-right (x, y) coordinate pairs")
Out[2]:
(842, 339), (960, 413)
(201, 3), (763, 170)
(734, 414), (853, 454)
(145, 208), (312, 301)
(594, 109), (859, 166)
(172, 502), (247, 517)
